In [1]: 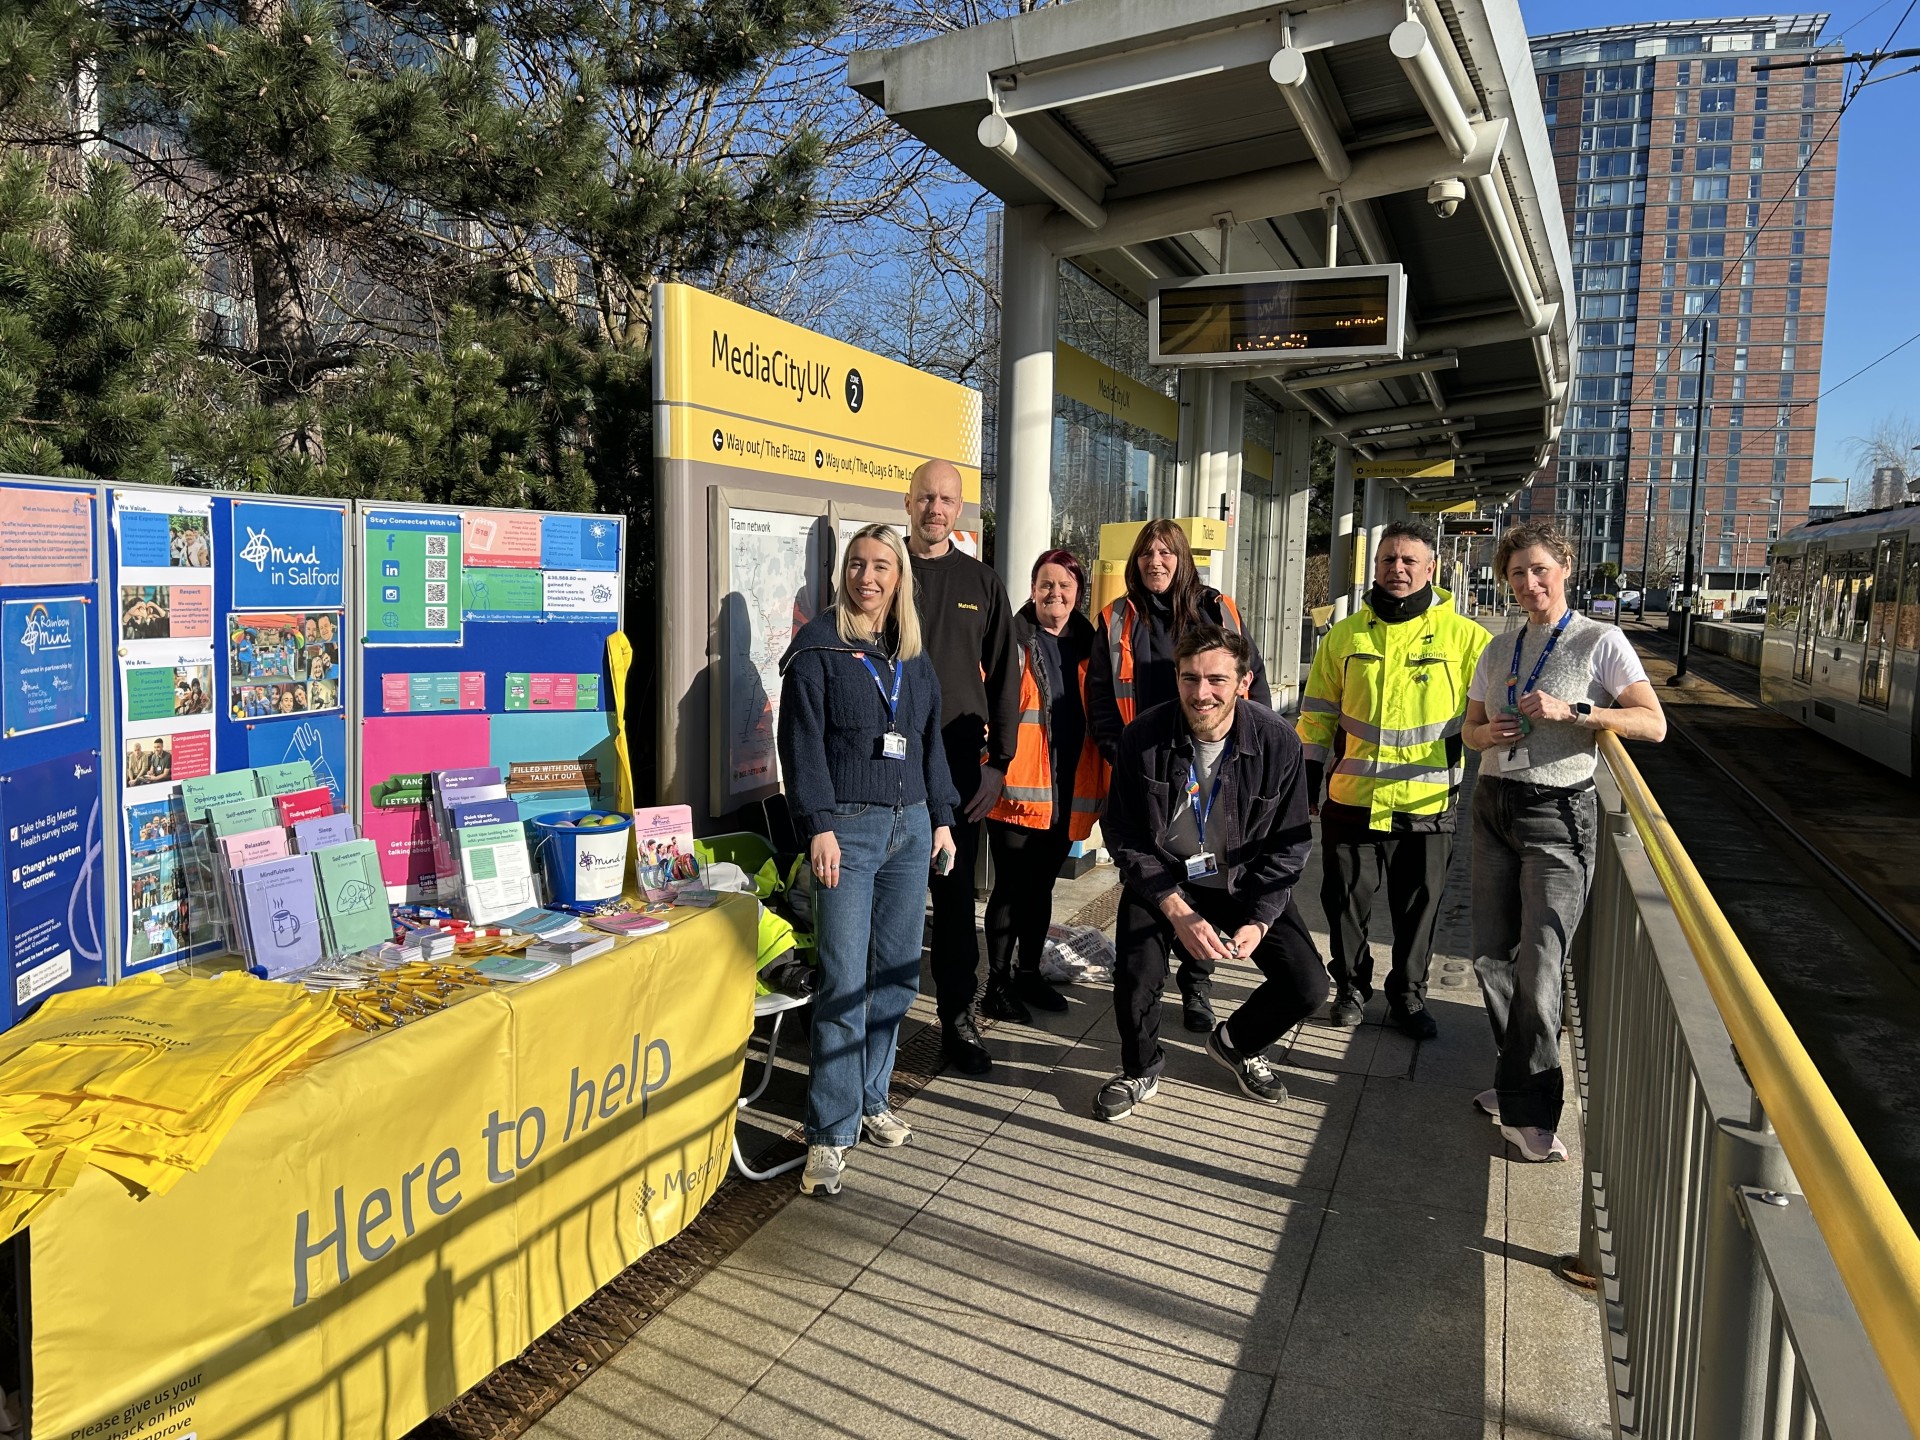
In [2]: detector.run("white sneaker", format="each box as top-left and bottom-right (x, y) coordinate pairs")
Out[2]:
(801, 1144), (845, 1195)
(1473, 1088), (1501, 1123)
(861, 1110), (913, 1147)
(1500, 1125), (1569, 1163)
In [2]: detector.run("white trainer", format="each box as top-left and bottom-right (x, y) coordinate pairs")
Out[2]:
(861, 1110), (913, 1147)
(1500, 1125), (1569, 1163)
(800, 1144), (846, 1195)
(1473, 1088), (1501, 1123)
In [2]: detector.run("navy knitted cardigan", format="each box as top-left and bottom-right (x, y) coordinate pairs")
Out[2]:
(776, 612), (960, 840)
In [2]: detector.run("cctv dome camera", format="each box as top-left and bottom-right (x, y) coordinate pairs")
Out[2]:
(1427, 177), (1466, 219)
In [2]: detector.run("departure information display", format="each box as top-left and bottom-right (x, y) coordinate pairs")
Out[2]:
(1150, 265), (1406, 366)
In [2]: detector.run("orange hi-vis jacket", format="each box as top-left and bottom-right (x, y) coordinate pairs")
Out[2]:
(1101, 591), (1249, 727)
(990, 610), (1109, 839)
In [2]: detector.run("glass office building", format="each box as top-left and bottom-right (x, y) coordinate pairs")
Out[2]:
(1527, 15), (1843, 590)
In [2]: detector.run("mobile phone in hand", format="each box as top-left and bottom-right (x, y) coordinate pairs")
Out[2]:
(933, 846), (955, 875)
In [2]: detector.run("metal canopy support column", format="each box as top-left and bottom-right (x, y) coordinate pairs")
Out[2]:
(996, 204), (1057, 589)
(1330, 444), (1357, 622)
(1361, 474), (1387, 607)
(1175, 368), (1207, 519)
(1207, 377), (1246, 597)
(1272, 408), (1313, 709)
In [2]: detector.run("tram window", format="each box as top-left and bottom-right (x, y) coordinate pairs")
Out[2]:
(1899, 542), (1920, 652)
(1849, 551), (1874, 645)
(1767, 554), (1799, 627)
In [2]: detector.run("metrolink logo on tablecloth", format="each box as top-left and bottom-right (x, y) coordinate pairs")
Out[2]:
(17, 603), (74, 655)
(239, 526), (340, 589)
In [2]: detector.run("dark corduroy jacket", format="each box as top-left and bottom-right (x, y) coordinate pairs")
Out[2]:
(776, 612), (960, 840)
(1104, 697), (1313, 931)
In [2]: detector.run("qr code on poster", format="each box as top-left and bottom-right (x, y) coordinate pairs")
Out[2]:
(425, 582), (447, 603)
(425, 558), (448, 580)
(426, 607), (448, 629)
(426, 536), (448, 557)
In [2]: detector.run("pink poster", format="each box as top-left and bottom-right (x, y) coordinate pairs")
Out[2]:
(0, 488), (94, 586)
(361, 715), (492, 890)
(167, 585), (213, 637)
(462, 510), (543, 568)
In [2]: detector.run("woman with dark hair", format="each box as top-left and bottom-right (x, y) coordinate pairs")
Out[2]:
(1086, 518), (1271, 1032)
(981, 549), (1110, 1022)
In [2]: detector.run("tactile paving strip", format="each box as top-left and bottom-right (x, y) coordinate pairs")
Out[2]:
(407, 874), (1119, 1439)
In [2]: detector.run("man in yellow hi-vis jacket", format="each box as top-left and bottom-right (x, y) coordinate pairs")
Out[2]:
(1296, 521), (1491, 1039)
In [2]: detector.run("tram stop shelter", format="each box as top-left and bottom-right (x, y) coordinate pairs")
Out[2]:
(849, 0), (1573, 696)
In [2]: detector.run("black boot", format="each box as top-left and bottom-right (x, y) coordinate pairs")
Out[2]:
(980, 977), (1032, 1024)
(941, 1012), (993, 1074)
(1180, 981), (1216, 1034)
(1014, 968), (1069, 1013)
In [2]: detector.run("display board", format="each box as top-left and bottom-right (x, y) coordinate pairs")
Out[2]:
(105, 489), (354, 976)
(0, 478), (110, 1025)
(652, 281), (984, 821)
(353, 504), (626, 898)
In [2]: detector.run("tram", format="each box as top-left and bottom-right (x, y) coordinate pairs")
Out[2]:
(1760, 505), (1920, 776)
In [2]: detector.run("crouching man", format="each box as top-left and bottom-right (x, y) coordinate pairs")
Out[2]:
(1095, 625), (1324, 1121)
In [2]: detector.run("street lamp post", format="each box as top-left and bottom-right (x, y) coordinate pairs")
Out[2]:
(1672, 336), (1710, 683)
(1638, 471), (1655, 621)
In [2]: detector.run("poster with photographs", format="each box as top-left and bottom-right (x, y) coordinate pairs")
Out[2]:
(227, 610), (344, 718)
(113, 490), (219, 968)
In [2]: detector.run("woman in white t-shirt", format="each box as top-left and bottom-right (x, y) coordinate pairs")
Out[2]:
(1459, 523), (1666, 1164)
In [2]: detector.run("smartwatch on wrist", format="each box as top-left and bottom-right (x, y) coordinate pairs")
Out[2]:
(1573, 702), (1594, 725)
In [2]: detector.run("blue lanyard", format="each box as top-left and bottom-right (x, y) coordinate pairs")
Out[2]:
(858, 653), (903, 728)
(1185, 737), (1232, 847)
(1507, 611), (1572, 711)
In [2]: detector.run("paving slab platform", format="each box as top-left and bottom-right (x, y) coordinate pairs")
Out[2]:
(525, 785), (1609, 1440)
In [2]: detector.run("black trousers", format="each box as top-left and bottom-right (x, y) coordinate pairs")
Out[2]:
(1320, 831), (1452, 1008)
(984, 818), (1075, 981)
(928, 742), (984, 1021)
(1113, 888), (1328, 1079)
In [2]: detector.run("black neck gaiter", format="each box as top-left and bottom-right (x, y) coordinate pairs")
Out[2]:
(1369, 583), (1435, 624)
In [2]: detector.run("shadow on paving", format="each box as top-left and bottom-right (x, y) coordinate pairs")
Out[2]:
(472, 765), (1608, 1440)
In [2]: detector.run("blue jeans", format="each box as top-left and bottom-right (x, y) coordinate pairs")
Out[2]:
(1469, 776), (1599, 1131)
(807, 801), (932, 1147)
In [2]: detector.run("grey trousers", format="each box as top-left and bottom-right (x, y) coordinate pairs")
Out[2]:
(1469, 775), (1599, 1131)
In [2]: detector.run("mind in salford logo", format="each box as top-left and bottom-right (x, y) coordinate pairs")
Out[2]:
(234, 505), (345, 607)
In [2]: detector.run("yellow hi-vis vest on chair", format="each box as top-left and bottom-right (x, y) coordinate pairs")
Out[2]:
(1294, 587), (1491, 831)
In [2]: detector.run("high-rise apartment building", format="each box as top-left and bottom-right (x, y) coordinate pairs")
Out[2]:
(1527, 16), (1843, 592)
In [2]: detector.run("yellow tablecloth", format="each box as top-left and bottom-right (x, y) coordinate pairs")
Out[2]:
(28, 894), (758, 1440)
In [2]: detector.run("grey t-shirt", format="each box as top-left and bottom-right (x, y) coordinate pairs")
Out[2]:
(1165, 735), (1230, 889)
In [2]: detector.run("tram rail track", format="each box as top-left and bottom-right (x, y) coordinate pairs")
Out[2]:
(1619, 619), (1920, 1221)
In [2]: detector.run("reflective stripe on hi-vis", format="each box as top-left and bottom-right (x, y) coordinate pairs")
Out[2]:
(1301, 743), (1331, 765)
(1299, 696), (1340, 716)
(1019, 708), (1043, 724)
(1001, 783), (1053, 804)
(1105, 605), (1132, 691)
(1338, 714), (1463, 748)
(1333, 758), (1461, 786)
(1070, 795), (1103, 814)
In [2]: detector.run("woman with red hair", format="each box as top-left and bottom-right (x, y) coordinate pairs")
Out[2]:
(982, 549), (1110, 1021)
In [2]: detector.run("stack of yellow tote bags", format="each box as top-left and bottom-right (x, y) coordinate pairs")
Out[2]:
(0, 972), (351, 1240)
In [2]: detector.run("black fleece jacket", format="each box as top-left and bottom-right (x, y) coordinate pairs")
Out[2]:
(1103, 697), (1312, 931)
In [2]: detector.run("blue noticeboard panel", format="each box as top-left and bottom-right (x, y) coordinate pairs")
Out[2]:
(355, 505), (626, 719)
(0, 480), (109, 1025)
(107, 491), (350, 975)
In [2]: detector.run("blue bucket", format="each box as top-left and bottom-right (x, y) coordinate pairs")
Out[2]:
(529, 810), (632, 906)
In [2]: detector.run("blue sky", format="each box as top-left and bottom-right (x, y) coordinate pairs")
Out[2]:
(1520, 0), (1920, 487)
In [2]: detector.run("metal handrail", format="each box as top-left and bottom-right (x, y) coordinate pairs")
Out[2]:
(1598, 731), (1920, 1434)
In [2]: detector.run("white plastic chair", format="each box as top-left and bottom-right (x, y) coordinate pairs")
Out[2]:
(732, 990), (811, 1180)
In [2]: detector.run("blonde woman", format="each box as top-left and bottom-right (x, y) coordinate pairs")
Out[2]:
(777, 523), (959, 1198)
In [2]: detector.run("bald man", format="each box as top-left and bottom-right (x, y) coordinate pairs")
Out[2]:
(904, 459), (1022, 1075)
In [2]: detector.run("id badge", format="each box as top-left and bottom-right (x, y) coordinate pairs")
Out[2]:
(880, 731), (908, 760)
(1503, 745), (1531, 772)
(1185, 851), (1217, 879)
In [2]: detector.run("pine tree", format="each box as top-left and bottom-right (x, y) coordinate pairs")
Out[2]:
(0, 156), (197, 481)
